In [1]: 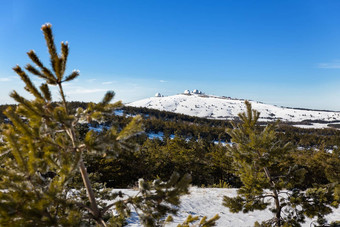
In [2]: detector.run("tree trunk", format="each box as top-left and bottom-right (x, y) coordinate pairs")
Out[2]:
(263, 167), (281, 226)
(79, 159), (107, 226)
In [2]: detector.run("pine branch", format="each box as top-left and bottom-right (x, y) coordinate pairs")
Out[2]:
(25, 64), (47, 79)
(63, 70), (79, 82)
(13, 65), (44, 100)
(27, 50), (57, 84)
(100, 91), (115, 106)
(41, 24), (61, 80)
(117, 115), (143, 140)
(9, 91), (41, 117)
(60, 41), (69, 76)
(40, 84), (52, 102)
(3, 129), (27, 172)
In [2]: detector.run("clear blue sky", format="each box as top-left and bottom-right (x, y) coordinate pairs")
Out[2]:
(1, 0), (340, 110)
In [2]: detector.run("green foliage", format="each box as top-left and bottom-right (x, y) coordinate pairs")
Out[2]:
(0, 23), (194, 226)
(80, 129), (238, 189)
(135, 137), (237, 187)
(210, 180), (231, 188)
(223, 101), (339, 226)
(176, 214), (220, 227)
(132, 172), (192, 226)
(0, 102), (337, 190)
(291, 147), (340, 189)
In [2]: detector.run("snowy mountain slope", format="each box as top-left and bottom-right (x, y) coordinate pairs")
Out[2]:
(127, 94), (340, 124)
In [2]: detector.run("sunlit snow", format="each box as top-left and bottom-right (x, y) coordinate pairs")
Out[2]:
(127, 94), (340, 128)
(113, 187), (340, 227)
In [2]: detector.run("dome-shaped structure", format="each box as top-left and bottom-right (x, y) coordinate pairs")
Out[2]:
(155, 93), (162, 97)
(184, 90), (191, 95)
(193, 89), (201, 94)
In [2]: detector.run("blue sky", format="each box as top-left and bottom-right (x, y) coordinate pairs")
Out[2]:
(1, 1), (340, 110)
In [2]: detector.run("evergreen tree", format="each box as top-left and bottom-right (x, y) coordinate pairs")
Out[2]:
(0, 23), (192, 226)
(223, 101), (339, 226)
(174, 214), (220, 227)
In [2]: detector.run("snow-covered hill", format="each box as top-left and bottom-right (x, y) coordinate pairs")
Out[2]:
(127, 93), (340, 128)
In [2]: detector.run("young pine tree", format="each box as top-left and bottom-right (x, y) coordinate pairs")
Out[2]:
(223, 101), (339, 226)
(0, 23), (194, 226)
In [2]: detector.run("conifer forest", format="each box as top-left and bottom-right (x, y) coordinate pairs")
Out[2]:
(0, 24), (339, 227)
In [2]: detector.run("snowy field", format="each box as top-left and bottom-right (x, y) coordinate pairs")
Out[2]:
(292, 123), (332, 129)
(127, 94), (340, 127)
(113, 187), (340, 227)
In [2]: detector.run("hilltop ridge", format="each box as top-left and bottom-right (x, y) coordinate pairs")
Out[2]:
(127, 91), (340, 128)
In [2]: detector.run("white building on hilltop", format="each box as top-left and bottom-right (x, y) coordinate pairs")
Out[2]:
(192, 89), (202, 94)
(184, 90), (191, 95)
(155, 93), (162, 97)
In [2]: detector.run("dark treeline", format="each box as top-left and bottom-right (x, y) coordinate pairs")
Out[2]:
(277, 124), (340, 148)
(77, 106), (340, 189)
(123, 106), (340, 148)
(2, 103), (340, 189)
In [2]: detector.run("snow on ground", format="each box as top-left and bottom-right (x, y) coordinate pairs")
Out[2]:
(114, 109), (124, 116)
(88, 124), (109, 132)
(114, 187), (340, 227)
(127, 94), (340, 128)
(147, 131), (164, 139)
(213, 141), (231, 146)
(147, 132), (175, 140)
(292, 123), (331, 129)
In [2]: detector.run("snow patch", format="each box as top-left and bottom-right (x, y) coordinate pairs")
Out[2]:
(121, 187), (340, 226)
